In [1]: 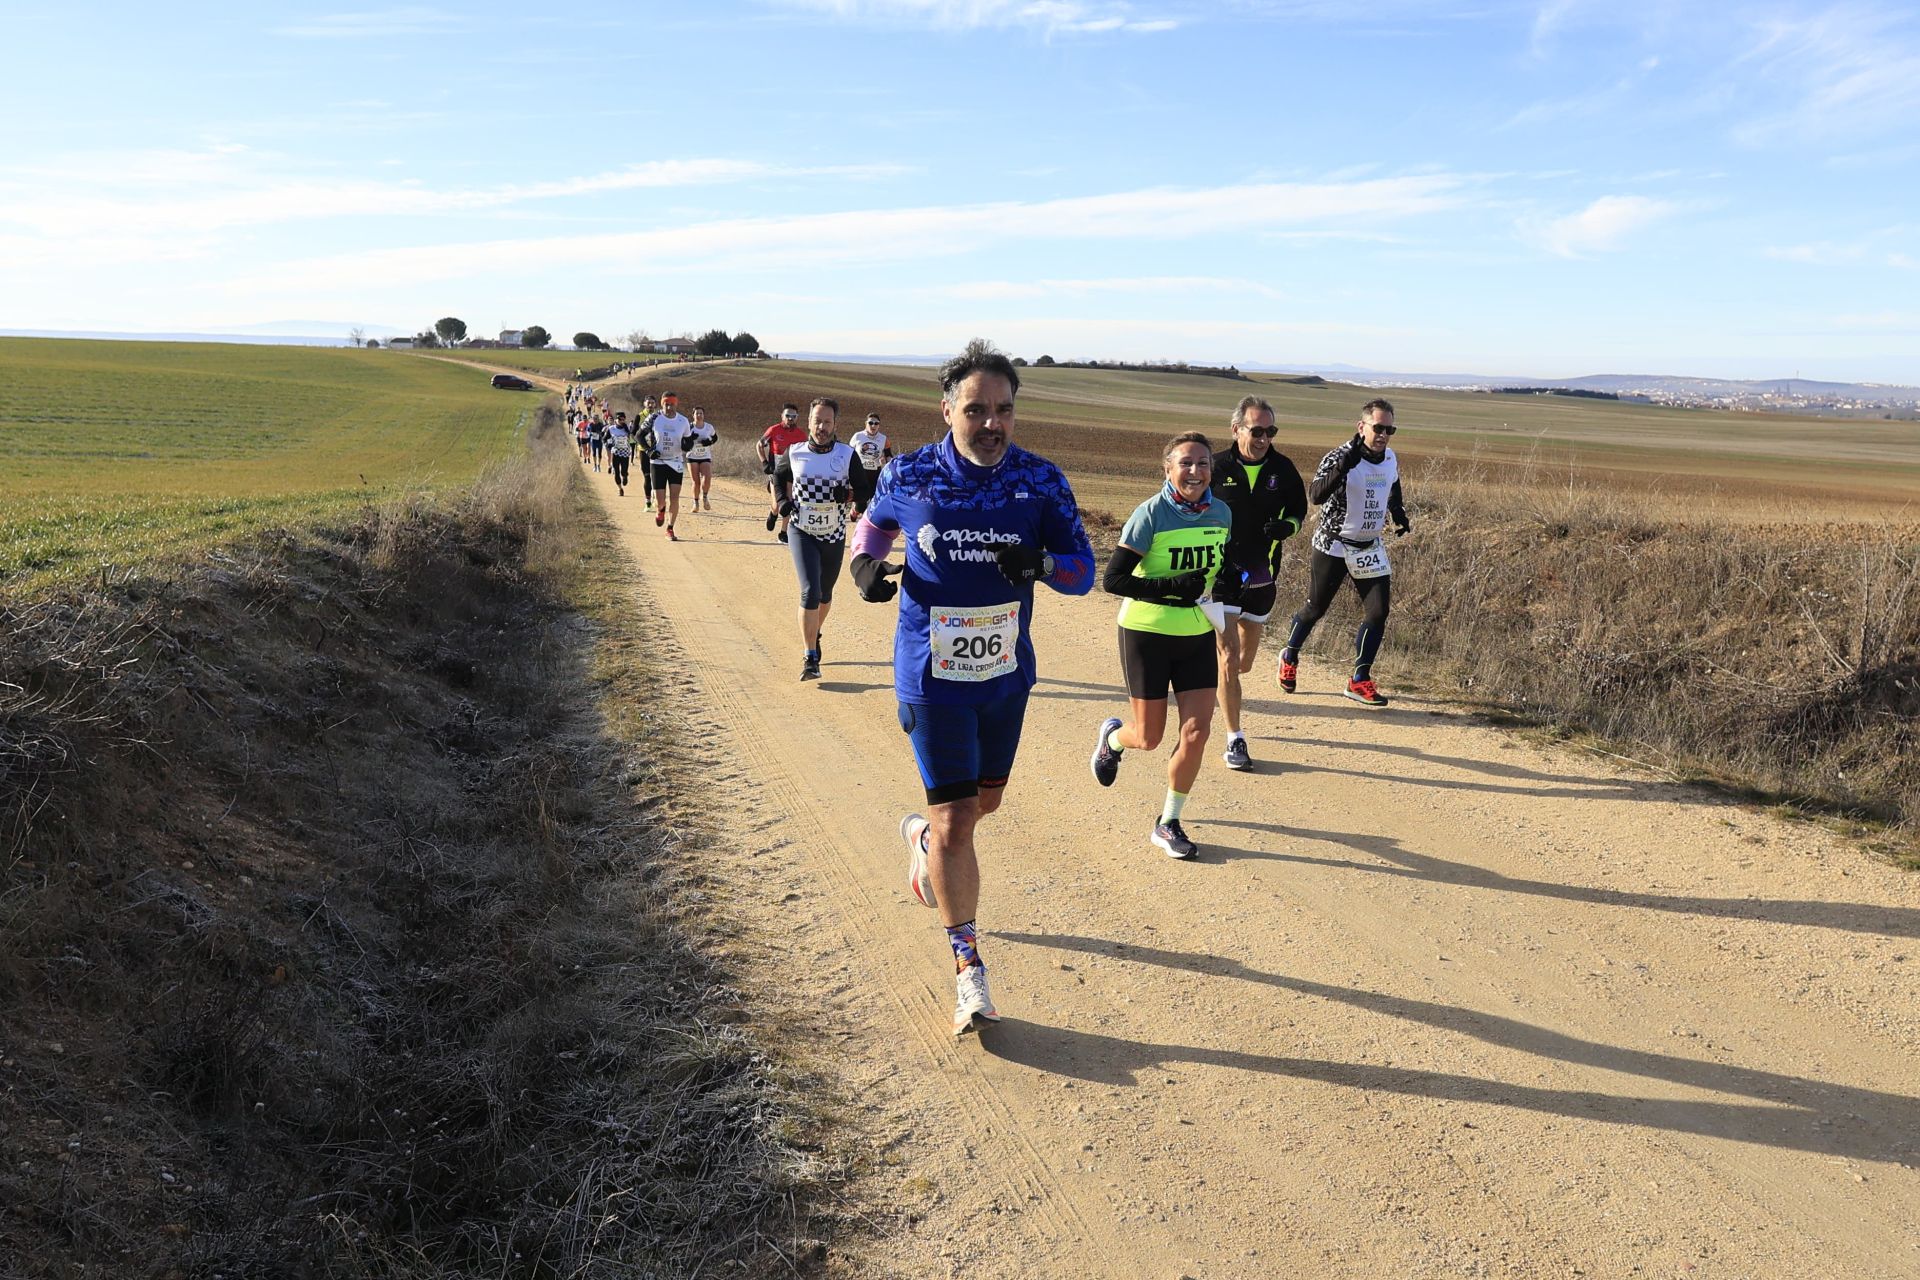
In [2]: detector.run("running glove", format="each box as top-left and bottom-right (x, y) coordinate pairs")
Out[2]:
(851, 554), (903, 603)
(1394, 520), (1412, 537)
(779, 498), (796, 517)
(994, 544), (1050, 585)
(1261, 516), (1297, 541)
(1159, 570), (1209, 607)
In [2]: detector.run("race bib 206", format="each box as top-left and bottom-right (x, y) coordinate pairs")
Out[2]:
(930, 602), (1020, 682)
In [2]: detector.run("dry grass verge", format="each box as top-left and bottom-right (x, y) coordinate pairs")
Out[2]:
(0, 403), (840, 1275)
(1284, 452), (1920, 859)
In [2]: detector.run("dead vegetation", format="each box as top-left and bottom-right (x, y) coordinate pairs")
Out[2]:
(0, 404), (840, 1276)
(1350, 451), (1920, 852)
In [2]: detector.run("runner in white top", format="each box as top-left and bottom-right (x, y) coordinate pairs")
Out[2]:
(1277, 398), (1411, 707)
(684, 406), (719, 512)
(643, 391), (695, 540)
(847, 412), (891, 519)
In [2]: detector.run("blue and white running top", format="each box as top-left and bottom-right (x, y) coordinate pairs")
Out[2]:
(855, 435), (1095, 705)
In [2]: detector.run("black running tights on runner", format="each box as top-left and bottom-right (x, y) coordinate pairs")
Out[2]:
(788, 528), (845, 610)
(1283, 548), (1391, 680)
(610, 454), (630, 487)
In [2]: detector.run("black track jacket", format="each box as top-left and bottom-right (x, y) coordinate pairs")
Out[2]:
(1211, 445), (1309, 578)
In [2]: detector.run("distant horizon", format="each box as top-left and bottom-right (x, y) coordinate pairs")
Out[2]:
(5, 326), (1919, 396)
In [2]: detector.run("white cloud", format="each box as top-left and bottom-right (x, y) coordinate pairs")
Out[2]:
(0, 151), (911, 239)
(769, 0), (1178, 35)
(276, 7), (465, 37)
(231, 174), (1474, 294)
(934, 276), (1289, 300)
(1526, 195), (1677, 258)
(1732, 5), (1920, 143)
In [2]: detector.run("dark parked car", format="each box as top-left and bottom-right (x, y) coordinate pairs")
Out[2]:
(490, 373), (533, 390)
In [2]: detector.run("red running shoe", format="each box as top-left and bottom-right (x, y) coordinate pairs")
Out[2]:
(1277, 658), (1298, 693)
(654, 511), (665, 527)
(1345, 678), (1389, 708)
(667, 526), (678, 541)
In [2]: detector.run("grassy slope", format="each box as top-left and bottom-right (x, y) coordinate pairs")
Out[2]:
(0, 338), (530, 588)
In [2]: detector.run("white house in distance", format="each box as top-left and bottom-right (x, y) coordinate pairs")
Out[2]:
(656, 336), (696, 355)
(498, 329), (526, 347)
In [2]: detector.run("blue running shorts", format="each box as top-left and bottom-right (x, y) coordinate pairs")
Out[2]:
(896, 688), (1030, 805)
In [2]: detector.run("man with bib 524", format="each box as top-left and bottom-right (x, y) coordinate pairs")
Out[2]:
(1276, 398), (1411, 707)
(850, 339), (1094, 1035)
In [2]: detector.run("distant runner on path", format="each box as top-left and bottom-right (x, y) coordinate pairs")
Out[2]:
(606, 411), (634, 497)
(1209, 396), (1307, 770)
(848, 411), (892, 519)
(1088, 432), (1231, 860)
(636, 394), (659, 506)
(574, 410), (591, 463)
(643, 391), (694, 540)
(849, 339), (1094, 1035)
(758, 404), (808, 542)
(685, 406), (718, 512)
(1276, 398), (1411, 707)
(774, 397), (856, 681)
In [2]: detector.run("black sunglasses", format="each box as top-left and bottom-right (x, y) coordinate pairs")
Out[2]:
(1246, 426), (1278, 438)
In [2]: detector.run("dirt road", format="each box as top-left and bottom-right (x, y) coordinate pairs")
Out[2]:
(595, 468), (1919, 1279)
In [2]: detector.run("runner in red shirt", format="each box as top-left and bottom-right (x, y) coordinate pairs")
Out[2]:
(757, 402), (810, 542)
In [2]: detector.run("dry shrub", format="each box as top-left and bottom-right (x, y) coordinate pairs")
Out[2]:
(0, 416), (835, 1277)
(1292, 449), (1920, 829)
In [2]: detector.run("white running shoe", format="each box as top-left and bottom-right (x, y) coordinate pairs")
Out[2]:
(953, 965), (1000, 1036)
(901, 814), (936, 908)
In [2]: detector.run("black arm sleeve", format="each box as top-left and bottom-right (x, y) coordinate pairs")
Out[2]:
(1308, 439), (1362, 505)
(1280, 459), (1309, 531)
(1388, 480), (1409, 529)
(1102, 546), (1155, 600)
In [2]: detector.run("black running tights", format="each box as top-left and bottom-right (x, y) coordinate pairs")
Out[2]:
(1283, 549), (1391, 681)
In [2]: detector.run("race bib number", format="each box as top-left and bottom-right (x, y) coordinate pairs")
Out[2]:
(1343, 540), (1391, 579)
(930, 602), (1020, 683)
(857, 443), (883, 470)
(794, 501), (838, 536)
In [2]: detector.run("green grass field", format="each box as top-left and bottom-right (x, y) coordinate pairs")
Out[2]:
(0, 338), (533, 590)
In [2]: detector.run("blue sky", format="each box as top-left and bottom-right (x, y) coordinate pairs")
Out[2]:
(2, 0), (1916, 381)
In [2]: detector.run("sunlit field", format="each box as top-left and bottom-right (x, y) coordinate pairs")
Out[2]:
(0, 338), (531, 589)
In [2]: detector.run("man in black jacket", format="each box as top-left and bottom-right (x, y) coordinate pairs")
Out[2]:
(1210, 395), (1308, 770)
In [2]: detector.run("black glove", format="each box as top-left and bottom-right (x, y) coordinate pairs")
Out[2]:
(779, 498), (796, 517)
(1261, 517), (1293, 541)
(1339, 436), (1367, 470)
(851, 554), (903, 603)
(1394, 520), (1412, 538)
(1155, 571), (1207, 607)
(761, 456), (775, 475)
(994, 544), (1049, 586)
(835, 483), (854, 505)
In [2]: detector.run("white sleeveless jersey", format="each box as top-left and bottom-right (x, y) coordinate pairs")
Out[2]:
(684, 422), (717, 461)
(1314, 446), (1398, 552)
(785, 442), (856, 542)
(850, 428), (889, 471)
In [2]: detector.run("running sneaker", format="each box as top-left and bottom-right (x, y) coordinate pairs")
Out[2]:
(900, 814), (935, 908)
(1090, 716), (1124, 787)
(765, 511), (777, 532)
(1277, 657), (1298, 693)
(1223, 737), (1252, 771)
(953, 965), (1000, 1036)
(801, 652), (821, 681)
(655, 511), (665, 527)
(666, 526), (678, 542)
(776, 529), (789, 544)
(1151, 819), (1199, 860)
(1345, 678), (1389, 708)
(703, 499), (714, 512)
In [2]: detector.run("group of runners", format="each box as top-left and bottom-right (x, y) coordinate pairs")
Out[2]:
(569, 345), (1411, 1035)
(567, 385), (718, 539)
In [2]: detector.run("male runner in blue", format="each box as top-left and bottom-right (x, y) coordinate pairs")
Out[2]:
(849, 339), (1095, 1035)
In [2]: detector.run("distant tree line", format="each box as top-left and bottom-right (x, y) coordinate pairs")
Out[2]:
(1018, 355), (1249, 381)
(354, 317), (774, 359)
(1492, 387), (1619, 400)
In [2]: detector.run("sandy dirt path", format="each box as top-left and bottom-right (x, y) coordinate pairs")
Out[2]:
(591, 465), (1919, 1279)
